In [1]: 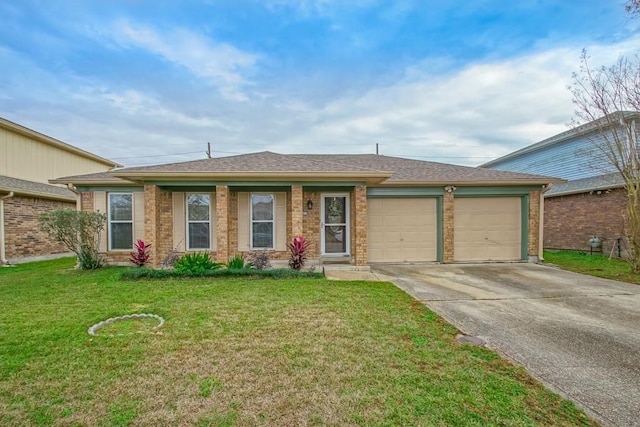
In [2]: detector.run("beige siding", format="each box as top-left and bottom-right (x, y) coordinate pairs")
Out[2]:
(172, 192), (186, 251)
(368, 198), (437, 262)
(275, 192), (286, 251)
(0, 126), (114, 184)
(209, 194), (217, 251)
(133, 192), (144, 242)
(238, 193), (250, 251)
(454, 197), (521, 261)
(94, 191), (107, 253)
(238, 192), (286, 251)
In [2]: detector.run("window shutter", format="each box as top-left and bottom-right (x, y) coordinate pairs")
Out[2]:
(133, 192), (145, 242)
(94, 192), (107, 252)
(210, 192), (217, 250)
(275, 192), (287, 251)
(238, 192), (250, 251)
(172, 192), (186, 251)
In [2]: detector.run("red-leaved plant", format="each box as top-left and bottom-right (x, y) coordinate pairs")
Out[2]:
(288, 236), (310, 270)
(130, 239), (151, 267)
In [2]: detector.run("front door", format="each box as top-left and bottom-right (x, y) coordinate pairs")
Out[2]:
(321, 194), (350, 256)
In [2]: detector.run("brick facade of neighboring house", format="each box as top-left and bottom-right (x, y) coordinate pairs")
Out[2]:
(544, 188), (626, 255)
(481, 112), (639, 258)
(0, 117), (120, 264)
(61, 152), (555, 268)
(3, 195), (75, 260)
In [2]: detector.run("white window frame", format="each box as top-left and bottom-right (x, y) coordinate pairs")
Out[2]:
(108, 192), (133, 251)
(250, 193), (275, 250)
(186, 193), (212, 250)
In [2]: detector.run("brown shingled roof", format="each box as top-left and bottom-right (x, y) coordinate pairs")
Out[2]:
(0, 175), (76, 201)
(115, 151), (383, 173)
(52, 151), (562, 186)
(298, 154), (557, 184)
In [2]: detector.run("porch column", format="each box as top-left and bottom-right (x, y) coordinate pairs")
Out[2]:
(144, 184), (172, 268)
(354, 185), (368, 266)
(442, 189), (455, 263)
(216, 185), (230, 263)
(528, 189), (541, 260)
(291, 185), (303, 238)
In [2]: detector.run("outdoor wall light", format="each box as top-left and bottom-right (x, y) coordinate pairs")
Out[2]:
(307, 199), (314, 210)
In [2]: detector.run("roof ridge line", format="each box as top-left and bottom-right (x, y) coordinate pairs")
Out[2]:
(288, 153), (387, 172)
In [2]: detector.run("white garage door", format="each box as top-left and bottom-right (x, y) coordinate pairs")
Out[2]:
(368, 198), (437, 263)
(454, 197), (521, 261)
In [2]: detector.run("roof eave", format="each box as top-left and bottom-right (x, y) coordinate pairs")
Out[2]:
(110, 171), (393, 184)
(0, 187), (76, 202)
(546, 182), (625, 198)
(375, 178), (564, 186)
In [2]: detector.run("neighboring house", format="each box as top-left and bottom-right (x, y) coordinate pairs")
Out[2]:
(481, 112), (640, 256)
(0, 118), (121, 264)
(53, 151), (558, 267)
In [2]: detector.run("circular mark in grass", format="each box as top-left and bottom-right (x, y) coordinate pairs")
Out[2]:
(88, 314), (165, 337)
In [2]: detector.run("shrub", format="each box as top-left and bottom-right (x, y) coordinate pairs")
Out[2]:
(120, 267), (324, 281)
(130, 239), (151, 267)
(38, 209), (106, 270)
(288, 236), (310, 270)
(174, 252), (221, 273)
(227, 253), (253, 270)
(251, 251), (271, 270)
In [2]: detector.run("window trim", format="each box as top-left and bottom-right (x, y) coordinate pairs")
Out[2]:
(186, 193), (212, 251)
(108, 192), (134, 252)
(250, 193), (275, 250)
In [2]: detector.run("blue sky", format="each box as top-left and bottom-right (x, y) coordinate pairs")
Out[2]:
(1, 1), (638, 167)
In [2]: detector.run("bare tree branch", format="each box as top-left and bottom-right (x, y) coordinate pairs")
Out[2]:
(570, 51), (640, 271)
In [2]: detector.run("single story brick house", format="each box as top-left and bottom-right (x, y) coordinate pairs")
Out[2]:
(53, 151), (560, 267)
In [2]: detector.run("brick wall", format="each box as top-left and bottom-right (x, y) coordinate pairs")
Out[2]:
(544, 188), (626, 255)
(81, 192), (93, 211)
(442, 192), (455, 263)
(215, 186), (230, 263)
(4, 196), (75, 261)
(144, 185), (173, 267)
(302, 190), (321, 259)
(353, 185), (367, 266)
(528, 190), (541, 257)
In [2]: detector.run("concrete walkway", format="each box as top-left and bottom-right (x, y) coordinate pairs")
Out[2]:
(367, 263), (640, 427)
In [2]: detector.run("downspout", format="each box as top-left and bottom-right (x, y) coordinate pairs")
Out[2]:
(539, 184), (552, 262)
(0, 192), (15, 265)
(67, 184), (81, 211)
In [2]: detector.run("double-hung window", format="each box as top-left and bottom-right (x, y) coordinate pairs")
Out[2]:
(251, 194), (274, 249)
(108, 193), (133, 250)
(187, 194), (211, 250)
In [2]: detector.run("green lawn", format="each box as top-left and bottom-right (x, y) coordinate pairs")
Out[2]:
(544, 250), (640, 285)
(0, 258), (595, 426)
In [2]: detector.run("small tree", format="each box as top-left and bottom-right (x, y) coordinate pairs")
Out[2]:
(570, 51), (640, 271)
(39, 209), (106, 270)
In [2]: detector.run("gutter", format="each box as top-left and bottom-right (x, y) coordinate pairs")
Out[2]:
(0, 192), (15, 265)
(66, 184), (81, 211)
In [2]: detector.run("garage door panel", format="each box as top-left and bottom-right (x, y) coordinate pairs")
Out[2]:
(368, 198), (437, 263)
(454, 197), (521, 262)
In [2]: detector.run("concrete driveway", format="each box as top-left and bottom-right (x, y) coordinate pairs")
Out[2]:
(371, 262), (640, 427)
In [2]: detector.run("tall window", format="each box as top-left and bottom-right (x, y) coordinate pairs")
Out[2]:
(187, 194), (211, 250)
(109, 193), (133, 250)
(251, 194), (274, 249)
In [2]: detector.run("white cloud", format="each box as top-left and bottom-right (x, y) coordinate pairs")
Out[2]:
(112, 20), (257, 101)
